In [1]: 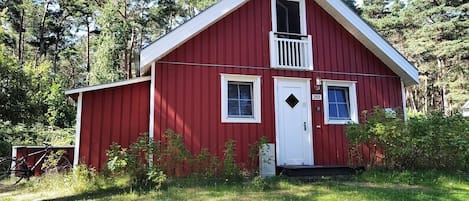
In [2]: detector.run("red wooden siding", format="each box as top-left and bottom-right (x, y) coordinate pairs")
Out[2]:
(153, 65), (402, 166)
(14, 146), (74, 176)
(152, 0), (404, 166)
(79, 81), (150, 170)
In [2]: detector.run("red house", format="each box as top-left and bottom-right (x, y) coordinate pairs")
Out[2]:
(66, 0), (418, 173)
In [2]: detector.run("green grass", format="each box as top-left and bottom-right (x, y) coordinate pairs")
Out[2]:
(0, 170), (468, 201)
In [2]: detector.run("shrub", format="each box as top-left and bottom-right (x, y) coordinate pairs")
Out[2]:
(161, 129), (190, 176)
(105, 133), (166, 189)
(190, 148), (220, 177)
(222, 139), (241, 180)
(346, 107), (469, 170)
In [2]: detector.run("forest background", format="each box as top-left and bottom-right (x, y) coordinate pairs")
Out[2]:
(0, 0), (467, 149)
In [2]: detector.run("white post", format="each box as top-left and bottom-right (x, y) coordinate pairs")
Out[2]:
(148, 63), (156, 166)
(269, 31), (277, 68)
(401, 80), (408, 121)
(73, 93), (83, 167)
(11, 146), (17, 174)
(307, 35), (313, 70)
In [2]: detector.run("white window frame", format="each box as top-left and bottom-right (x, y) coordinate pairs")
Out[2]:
(221, 74), (261, 123)
(322, 80), (359, 125)
(271, 0), (307, 35)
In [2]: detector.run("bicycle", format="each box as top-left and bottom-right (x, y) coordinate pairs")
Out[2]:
(0, 143), (72, 186)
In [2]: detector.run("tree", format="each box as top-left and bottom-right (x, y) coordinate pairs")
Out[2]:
(360, 0), (468, 115)
(342, 0), (360, 13)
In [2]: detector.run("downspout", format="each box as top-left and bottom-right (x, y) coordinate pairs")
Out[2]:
(74, 93), (83, 166)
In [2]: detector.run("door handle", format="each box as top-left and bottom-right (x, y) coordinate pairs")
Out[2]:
(304, 122), (307, 131)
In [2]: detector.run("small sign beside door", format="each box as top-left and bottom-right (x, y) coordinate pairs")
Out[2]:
(311, 94), (322, 101)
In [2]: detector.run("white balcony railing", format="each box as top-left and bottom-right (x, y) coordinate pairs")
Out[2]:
(269, 31), (313, 70)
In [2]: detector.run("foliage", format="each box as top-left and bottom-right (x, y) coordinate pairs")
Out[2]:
(250, 175), (281, 191)
(161, 129), (190, 176)
(105, 133), (166, 189)
(222, 139), (241, 180)
(0, 42), (33, 124)
(190, 148), (219, 177)
(346, 107), (469, 170)
(248, 135), (270, 173)
(360, 0), (468, 115)
(0, 120), (74, 157)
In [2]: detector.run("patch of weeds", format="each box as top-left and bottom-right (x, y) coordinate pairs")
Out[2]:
(251, 176), (280, 191)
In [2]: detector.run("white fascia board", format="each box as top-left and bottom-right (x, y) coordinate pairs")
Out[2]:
(139, 0), (249, 73)
(65, 76), (151, 95)
(316, 0), (419, 86)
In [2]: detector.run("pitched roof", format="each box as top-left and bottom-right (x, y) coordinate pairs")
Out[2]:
(140, 0), (419, 86)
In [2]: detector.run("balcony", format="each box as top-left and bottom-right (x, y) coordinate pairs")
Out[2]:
(269, 31), (313, 70)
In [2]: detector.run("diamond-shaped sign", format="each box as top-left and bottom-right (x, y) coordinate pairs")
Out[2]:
(285, 94), (299, 108)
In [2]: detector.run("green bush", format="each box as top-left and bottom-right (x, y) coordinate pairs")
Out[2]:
(346, 107), (469, 170)
(222, 140), (240, 179)
(105, 134), (166, 189)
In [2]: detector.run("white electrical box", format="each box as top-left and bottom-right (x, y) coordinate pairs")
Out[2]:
(259, 143), (275, 177)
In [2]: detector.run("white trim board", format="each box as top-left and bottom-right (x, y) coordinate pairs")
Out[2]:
(322, 79), (359, 125)
(139, 0), (249, 73)
(73, 93), (83, 166)
(220, 74), (262, 123)
(65, 76), (151, 95)
(148, 63), (156, 166)
(274, 77), (313, 166)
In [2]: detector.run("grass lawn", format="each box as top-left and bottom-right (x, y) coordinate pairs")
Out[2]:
(0, 170), (468, 201)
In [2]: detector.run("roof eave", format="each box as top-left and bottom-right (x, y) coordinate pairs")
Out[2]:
(65, 76), (151, 96)
(139, 0), (249, 74)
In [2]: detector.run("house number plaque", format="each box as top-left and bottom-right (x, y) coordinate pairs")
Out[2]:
(311, 94), (322, 101)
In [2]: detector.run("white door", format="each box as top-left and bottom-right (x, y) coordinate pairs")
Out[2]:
(274, 77), (313, 166)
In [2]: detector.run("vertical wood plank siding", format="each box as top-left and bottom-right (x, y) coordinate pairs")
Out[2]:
(79, 82), (150, 170)
(151, 0), (403, 166)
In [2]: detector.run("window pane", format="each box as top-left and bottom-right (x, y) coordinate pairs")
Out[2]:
(228, 100), (240, 116)
(240, 100), (253, 116)
(329, 103), (338, 118)
(228, 83), (238, 99)
(328, 90), (336, 102)
(239, 84), (252, 100)
(335, 89), (347, 102)
(337, 103), (350, 119)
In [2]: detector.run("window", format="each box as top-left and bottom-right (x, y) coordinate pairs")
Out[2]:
(323, 80), (358, 124)
(221, 74), (261, 123)
(272, 0), (307, 35)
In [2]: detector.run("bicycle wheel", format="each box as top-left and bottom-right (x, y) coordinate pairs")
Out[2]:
(43, 156), (72, 174)
(0, 158), (28, 186)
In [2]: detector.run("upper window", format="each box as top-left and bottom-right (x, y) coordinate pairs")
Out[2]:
(273, 0), (307, 35)
(322, 80), (358, 124)
(221, 74), (261, 123)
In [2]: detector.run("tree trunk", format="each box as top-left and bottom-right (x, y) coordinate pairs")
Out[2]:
(424, 76), (428, 113)
(18, 8), (24, 67)
(437, 59), (449, 115)
(34, 0), (51, 67)
(128, 31), (135, 79)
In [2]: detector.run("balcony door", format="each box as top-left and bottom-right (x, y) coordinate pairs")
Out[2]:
(272, 0), (307, 35)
